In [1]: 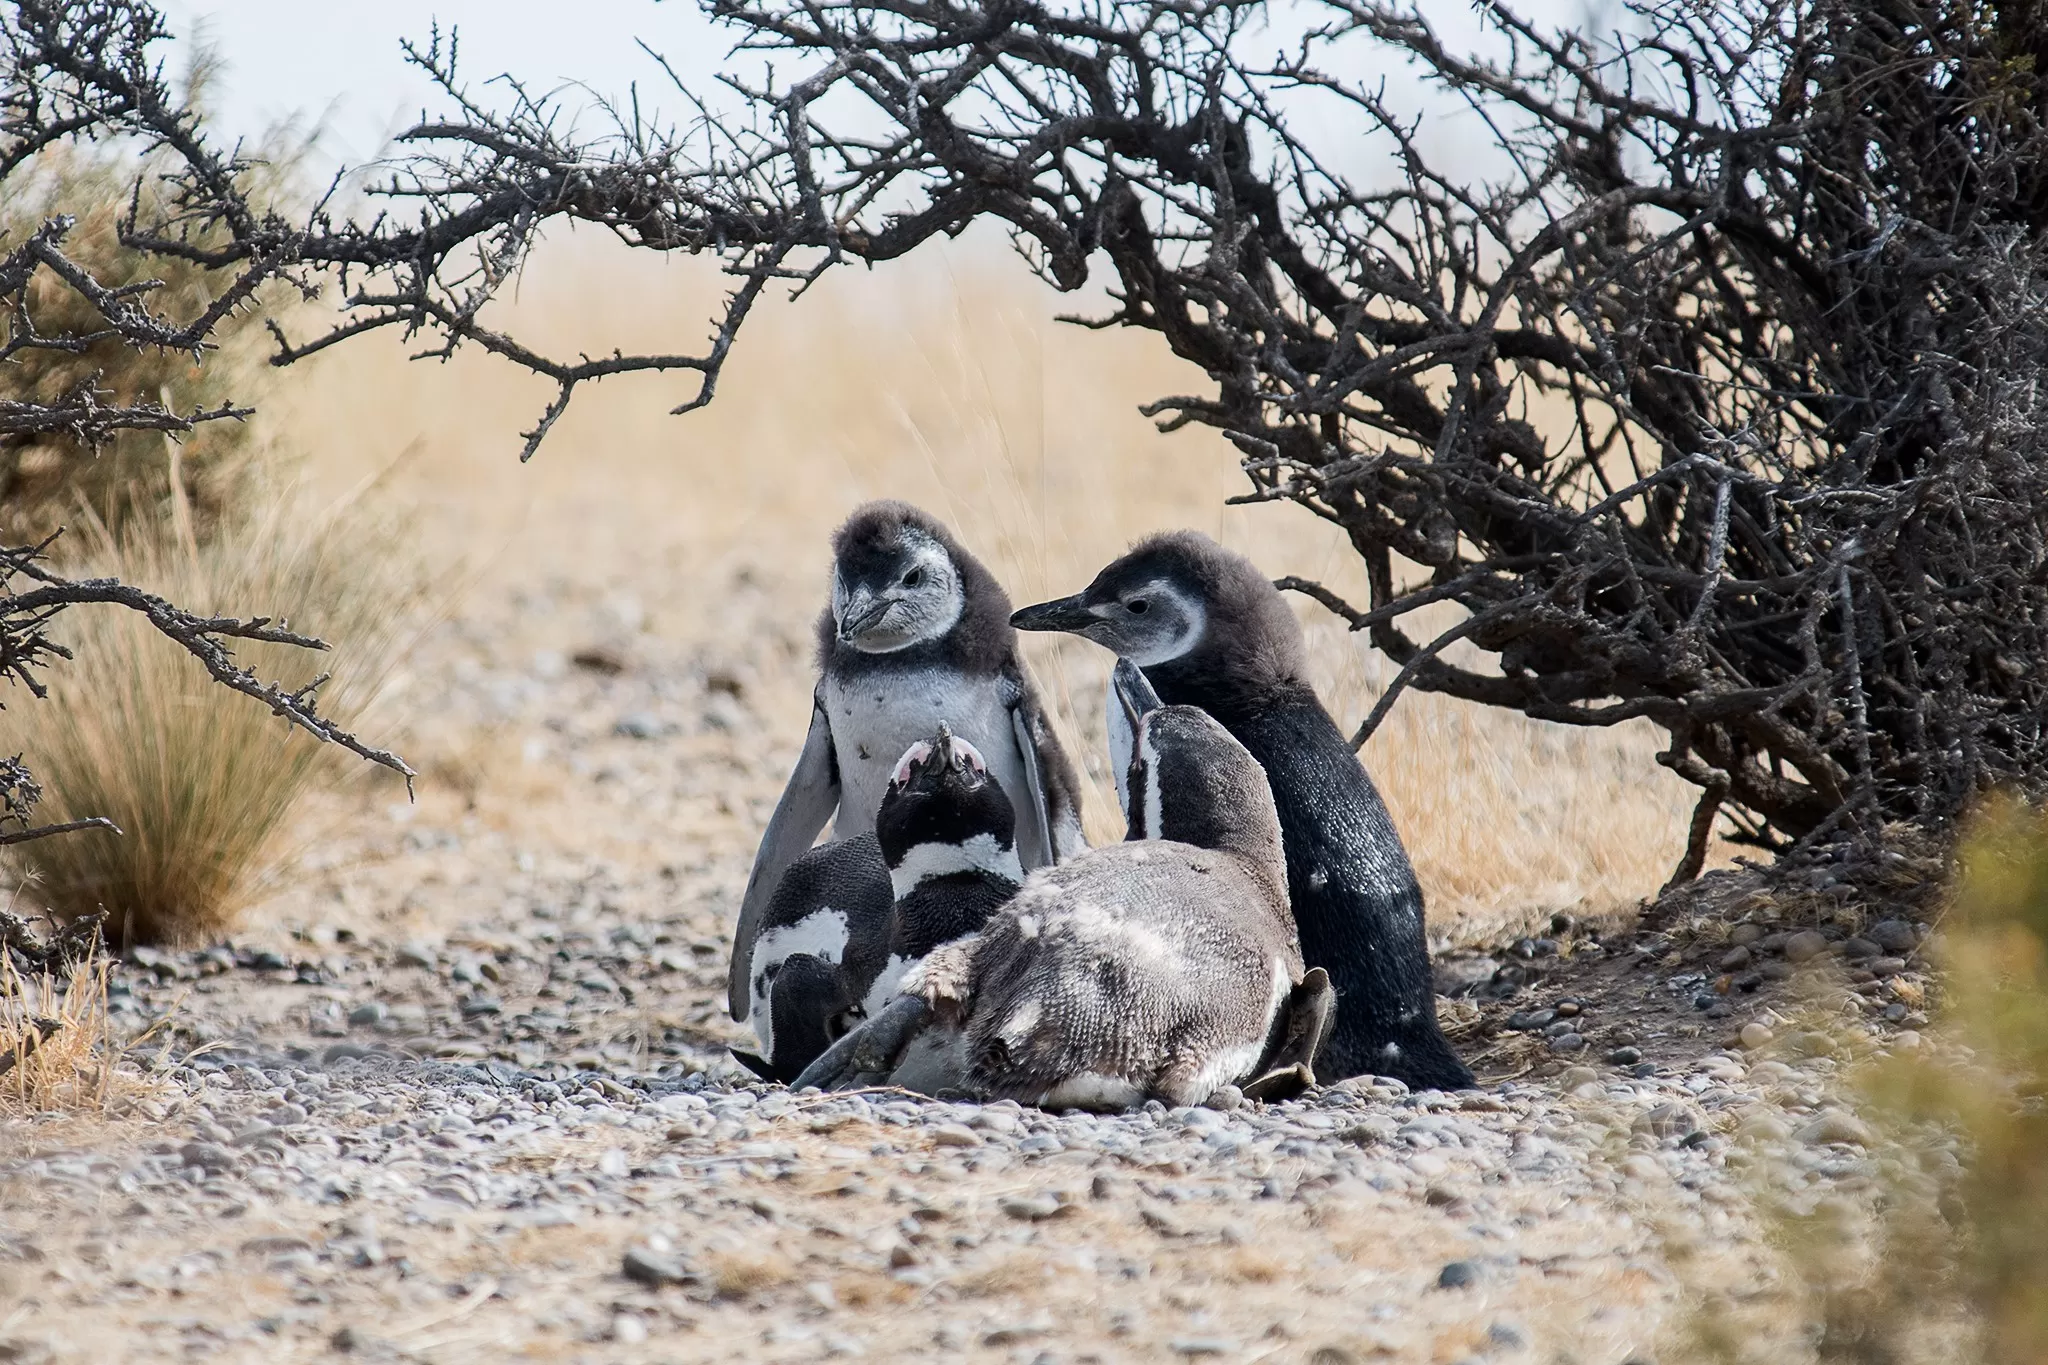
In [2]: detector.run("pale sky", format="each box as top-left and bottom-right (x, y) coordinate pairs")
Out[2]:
(152, 1), (1595, 182)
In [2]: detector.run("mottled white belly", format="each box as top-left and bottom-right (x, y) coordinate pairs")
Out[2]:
(823, 668), (1046, 866)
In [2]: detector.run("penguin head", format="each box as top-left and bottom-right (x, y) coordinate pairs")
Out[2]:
(1121, 673), (1284, 871)
(875, 727), (1020, 892)
(825, 502), (979, 655)
(1011, 531), (1306, 697)
(754, 951), (858, 1084)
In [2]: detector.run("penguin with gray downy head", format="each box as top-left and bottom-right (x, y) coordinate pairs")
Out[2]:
(731, 726), (1024, 1084)
(1010, 532), (1473, 1091)
(727, 501), (1086, 1029)
(794, 660), (1335, 1109)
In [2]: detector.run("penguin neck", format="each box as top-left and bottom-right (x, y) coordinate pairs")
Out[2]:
(887, 833), (1022, 900)
(1145, 660), (1319, 733)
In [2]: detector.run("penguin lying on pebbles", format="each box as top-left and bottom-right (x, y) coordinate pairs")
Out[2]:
(732, 728), (1023, 1084)
(728, 501), (1084, 1027)
(794, 660), (1335, 1109)
(1011, 532), (1473, 1090)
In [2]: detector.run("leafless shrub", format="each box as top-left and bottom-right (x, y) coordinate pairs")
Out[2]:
(1, 0), (409, 852)
(17, 0), (2048, 872)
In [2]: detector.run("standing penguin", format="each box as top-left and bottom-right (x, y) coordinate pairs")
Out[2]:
(795, 661), (1335, 1109)
(728, 501), (1083, 1024)
(1010, 532), (1473, 1090)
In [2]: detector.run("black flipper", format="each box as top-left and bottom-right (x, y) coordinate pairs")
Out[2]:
(791, 994), (931, 1092)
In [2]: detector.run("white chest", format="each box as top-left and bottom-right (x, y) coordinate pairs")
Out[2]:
(822, 668), (1040, 857)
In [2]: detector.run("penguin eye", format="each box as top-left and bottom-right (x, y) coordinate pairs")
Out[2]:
(1126, 597), (1149, 615)
(902, 567), (925, 588)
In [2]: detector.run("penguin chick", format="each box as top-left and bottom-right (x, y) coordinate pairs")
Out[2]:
(796, 660), (1333, 1110)
(1011, 531), (1473, 1090)
(728, 501), (1084, 1022)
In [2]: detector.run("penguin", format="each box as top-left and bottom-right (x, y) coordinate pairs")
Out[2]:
(729, 835), (891, 1084)
(794, 660), (1336, 1110)
(863, 726), (1024, 1017)
(732, 728), (1025, 1084)
(1009, 532), (1474, 1090)
(727, 501), (1084, 1025)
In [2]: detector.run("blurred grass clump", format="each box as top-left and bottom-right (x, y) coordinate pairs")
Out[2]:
(1683, 796), (2048, 1363)
(1, 73), (425, 945)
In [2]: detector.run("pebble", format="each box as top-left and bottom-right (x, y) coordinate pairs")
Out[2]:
(1729, 923), (1765, 947)
(1605, 1046), (1642, 1066)
(1798, 1110), (1876, 1147)
(1635, 1103), (1700, 1140)
(1867, 919), (1918, 954)
(1718, 946), (1751, 971)
(1783, 930), (1830, 964)
(1547, 1032), (1586, 1054)
(999, 1194), (1065, 1222)
(621, 1245), (689, 1287)
(1739, 1022), (1774, 1050)
(930, 1125), (982, 1149)
(1435, 1261), (1481, 1290)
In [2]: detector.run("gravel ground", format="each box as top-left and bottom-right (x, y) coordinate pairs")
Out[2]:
(0, 466), (1940, 1364)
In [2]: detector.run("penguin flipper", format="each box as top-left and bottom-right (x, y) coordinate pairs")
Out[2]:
(791, 994), (931, 1092)
(1244, 967), (1336, 1102)
(1009, 701), (1057, 868)
(728, 698), (841, 1018)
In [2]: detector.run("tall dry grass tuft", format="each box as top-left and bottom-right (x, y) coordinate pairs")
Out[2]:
(2, 488), (428, 945)
(1677, 796), (2048, 1363)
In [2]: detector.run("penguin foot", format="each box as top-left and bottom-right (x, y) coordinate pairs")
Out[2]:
(791, 995), (931, 1091)
(1242, 1062), (1316, 1104)
(1270, 966), (1337, 1076)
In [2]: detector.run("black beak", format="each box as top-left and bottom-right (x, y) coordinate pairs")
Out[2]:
(1113, 657), (1164, 731)
(839, 598), (892, 641)
(1010, 594), (1095, 633)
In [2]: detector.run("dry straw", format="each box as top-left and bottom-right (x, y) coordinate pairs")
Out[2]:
(3, 484), (427, 945)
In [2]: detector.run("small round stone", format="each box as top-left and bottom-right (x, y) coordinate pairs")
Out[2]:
(1739, 1022), (1774, 1050)
(1435, 1261), (1481, 1290)
(1783, 930), (1829, 963)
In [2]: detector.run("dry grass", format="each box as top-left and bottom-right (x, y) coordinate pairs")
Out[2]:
(0, 123), (302, 550)
(702, 1245), (797, 1298)
(0, 934), (116, 1115)
(3, 489), (429, 945)
(270, 230), (1722, 944)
